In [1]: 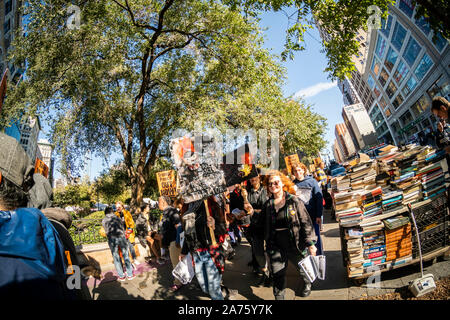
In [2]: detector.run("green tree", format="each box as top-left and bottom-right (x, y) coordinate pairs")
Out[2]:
(4, 0), (327, 205)
(412, 0), (449, 41)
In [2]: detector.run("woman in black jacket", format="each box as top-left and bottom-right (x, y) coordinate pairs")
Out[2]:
(262, 170), (317, 300)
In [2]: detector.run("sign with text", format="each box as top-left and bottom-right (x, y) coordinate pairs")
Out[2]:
(156, 170), (178, 197)
(35, 158), (49, 178)
(221, 143), (258, 187)
(284, 154), (300, 175)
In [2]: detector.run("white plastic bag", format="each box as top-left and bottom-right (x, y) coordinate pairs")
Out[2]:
(298, 255), (326, 283)
(172, 253), (195, 285)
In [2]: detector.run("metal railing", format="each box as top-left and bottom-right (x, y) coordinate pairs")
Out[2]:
(69, 218), (105, 246)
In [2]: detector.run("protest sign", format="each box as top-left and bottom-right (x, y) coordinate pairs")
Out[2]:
(284, 154), (300, 175)
(221, 143), (258, 187)
(35, 158), (49, 178)
(156, 170), (178, 197)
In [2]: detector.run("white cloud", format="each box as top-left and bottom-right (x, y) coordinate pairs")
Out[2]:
(293, 81), (338, 99)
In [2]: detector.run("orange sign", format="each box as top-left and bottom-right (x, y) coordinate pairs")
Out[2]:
(284, 154), (300, 175)
(156, 170), (178, 197)
(35, 158), (49, 178)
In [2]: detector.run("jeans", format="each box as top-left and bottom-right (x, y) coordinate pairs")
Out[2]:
(193, 251), (224, 300)
(108, 236), (134, 278)
(314, 222), (323, 256)
(128, 239), (137, 260)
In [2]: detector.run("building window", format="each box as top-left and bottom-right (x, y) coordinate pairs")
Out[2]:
(393, 60), (409, 85)
(379, 96), (387, 110)
(380, 15), (393, 38)
(5, 0), (12, 15)
(378, 68), (390, 87)
(400, 110), (414, 127)
(415, 16), (431, 36)
(392, 93), (404, 110)
(386, 80), (398, 99)
(4, 19), (11, 34)
(391, 21), (407, 52)
(375, 35), (387, 59)
(432, 32), (448, 52)
(410, 95), (430, 118)
(426, 76), (450, 100)
(398, 0), (414, 18)
(373, 85), (381, 98)
(385, 108), (392, 118)
(414, 53), (433, 81)
(403, 75), (418, 97)
(371, 57), (381, 76)
(402, 36), (421, 67)
(384, 47), (398, 72)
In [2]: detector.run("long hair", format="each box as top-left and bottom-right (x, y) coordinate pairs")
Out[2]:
(261, 169), (296, 195)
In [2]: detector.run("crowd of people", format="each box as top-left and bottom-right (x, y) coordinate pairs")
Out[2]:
(99, 163), (330, 300)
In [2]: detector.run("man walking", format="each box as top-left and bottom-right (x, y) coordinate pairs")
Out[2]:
(102, 207), (135, 281)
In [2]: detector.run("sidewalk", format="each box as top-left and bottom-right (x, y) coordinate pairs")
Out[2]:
(87, 209), (450, 300)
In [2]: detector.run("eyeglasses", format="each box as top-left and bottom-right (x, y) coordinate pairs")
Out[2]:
(268, 181), (281, 187)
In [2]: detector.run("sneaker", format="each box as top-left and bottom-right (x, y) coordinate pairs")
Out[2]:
(118, 276), (126, 282)
(127, 274), (136, 281)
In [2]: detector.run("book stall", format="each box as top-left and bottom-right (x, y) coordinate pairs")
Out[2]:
(331, 144), (450, 282)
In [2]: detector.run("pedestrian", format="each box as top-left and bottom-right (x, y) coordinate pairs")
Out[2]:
(315, 161), (328, 190)
(244, 174), (271, 284)
(115, 201), (140, 267)
(261, 170), (317, 299)
(228, 184), (244, 245)
(134, 203), (162, 264)
(179, 195), (228, 300)
(431, 97), (450, 151)
(159, 196), (185, 292)
(102, 207), (135, 281)
(292, 163), (324, 255)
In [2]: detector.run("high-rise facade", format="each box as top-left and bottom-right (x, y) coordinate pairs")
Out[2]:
(19, 116), (41, 162)
(335, 123), (357, 159)
(365, 0), (449, 145)
(37, 138), (54, 187)
(343, 103), (378, 150)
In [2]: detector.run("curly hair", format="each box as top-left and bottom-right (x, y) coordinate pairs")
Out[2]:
(0, 177), (29, 210)
(291, 162), (308, 174)
(261, 169), (296, 195)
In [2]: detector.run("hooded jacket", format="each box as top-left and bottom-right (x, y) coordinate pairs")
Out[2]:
(293, 175), (324, 220)
(263, 191), (316, 253)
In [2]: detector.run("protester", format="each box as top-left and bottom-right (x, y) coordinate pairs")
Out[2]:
(261, 170), (317, 300)
(101, 206), (135, 281)
(179, 195), (228, 300)
(244, 174), (271, 284)
(315, 161), (328, 189)
(135, 203), (156, 263)
(159, 196), (184, 291)
(292, 163), (324, 256)
(228, 184), (243, 245)
(116, 201), (139, 267)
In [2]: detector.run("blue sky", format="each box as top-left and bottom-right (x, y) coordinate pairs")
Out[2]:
(49, 9), (345, 181)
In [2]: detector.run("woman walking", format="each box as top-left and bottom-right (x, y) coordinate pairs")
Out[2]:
(262, 170), (317, 299)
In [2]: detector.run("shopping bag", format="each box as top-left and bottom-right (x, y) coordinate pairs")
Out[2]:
(298, 255), (326, 283)
(172, 253), (195, 285)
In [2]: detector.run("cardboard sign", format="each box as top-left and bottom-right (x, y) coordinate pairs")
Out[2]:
(35, 158), (49, 178)
(284, 154), (300, 175)
(171, 135), (227, 204)
(156, 170), (178, 197)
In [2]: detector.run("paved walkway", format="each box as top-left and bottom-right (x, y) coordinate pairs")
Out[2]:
(87, 210), (450, 300)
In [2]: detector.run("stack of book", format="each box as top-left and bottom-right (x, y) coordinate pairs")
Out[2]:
(349, 161), (377, 192)
(361, 187), (383, 219)
(361, 221), (386, 269)
(345, 229), (364, 277)
(382, 190), (404, 213)
(335, 191), (363, 227)
(332, 175), (351, 193)
(416, 162), (446, 200)
(384, 218), (412, 262)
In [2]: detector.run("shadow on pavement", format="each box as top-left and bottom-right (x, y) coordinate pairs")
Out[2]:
(91, 272), (146, 300)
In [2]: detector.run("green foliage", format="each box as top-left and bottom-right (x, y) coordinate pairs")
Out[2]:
(412, 0), (449, 41)
(4, 0), (329, 205)
(52, 183), (94, 208)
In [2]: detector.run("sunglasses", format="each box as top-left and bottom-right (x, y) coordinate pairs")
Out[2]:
(268, 181), (281, 187)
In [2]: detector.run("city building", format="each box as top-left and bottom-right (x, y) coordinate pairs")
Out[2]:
(37, 138), (54, 187)
(335, 123), (357, 159)
(364, 0), (449, 145)
(19, 116), (41, 162)
(333, 139), (345, 163)
(343, 103), (378, 150)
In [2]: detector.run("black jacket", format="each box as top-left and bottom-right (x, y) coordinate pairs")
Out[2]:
(262, 191), (316, 253)
(247, 185), (268, 235)
(181, 197), (227, 255)
(160, 207), (181, 247)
